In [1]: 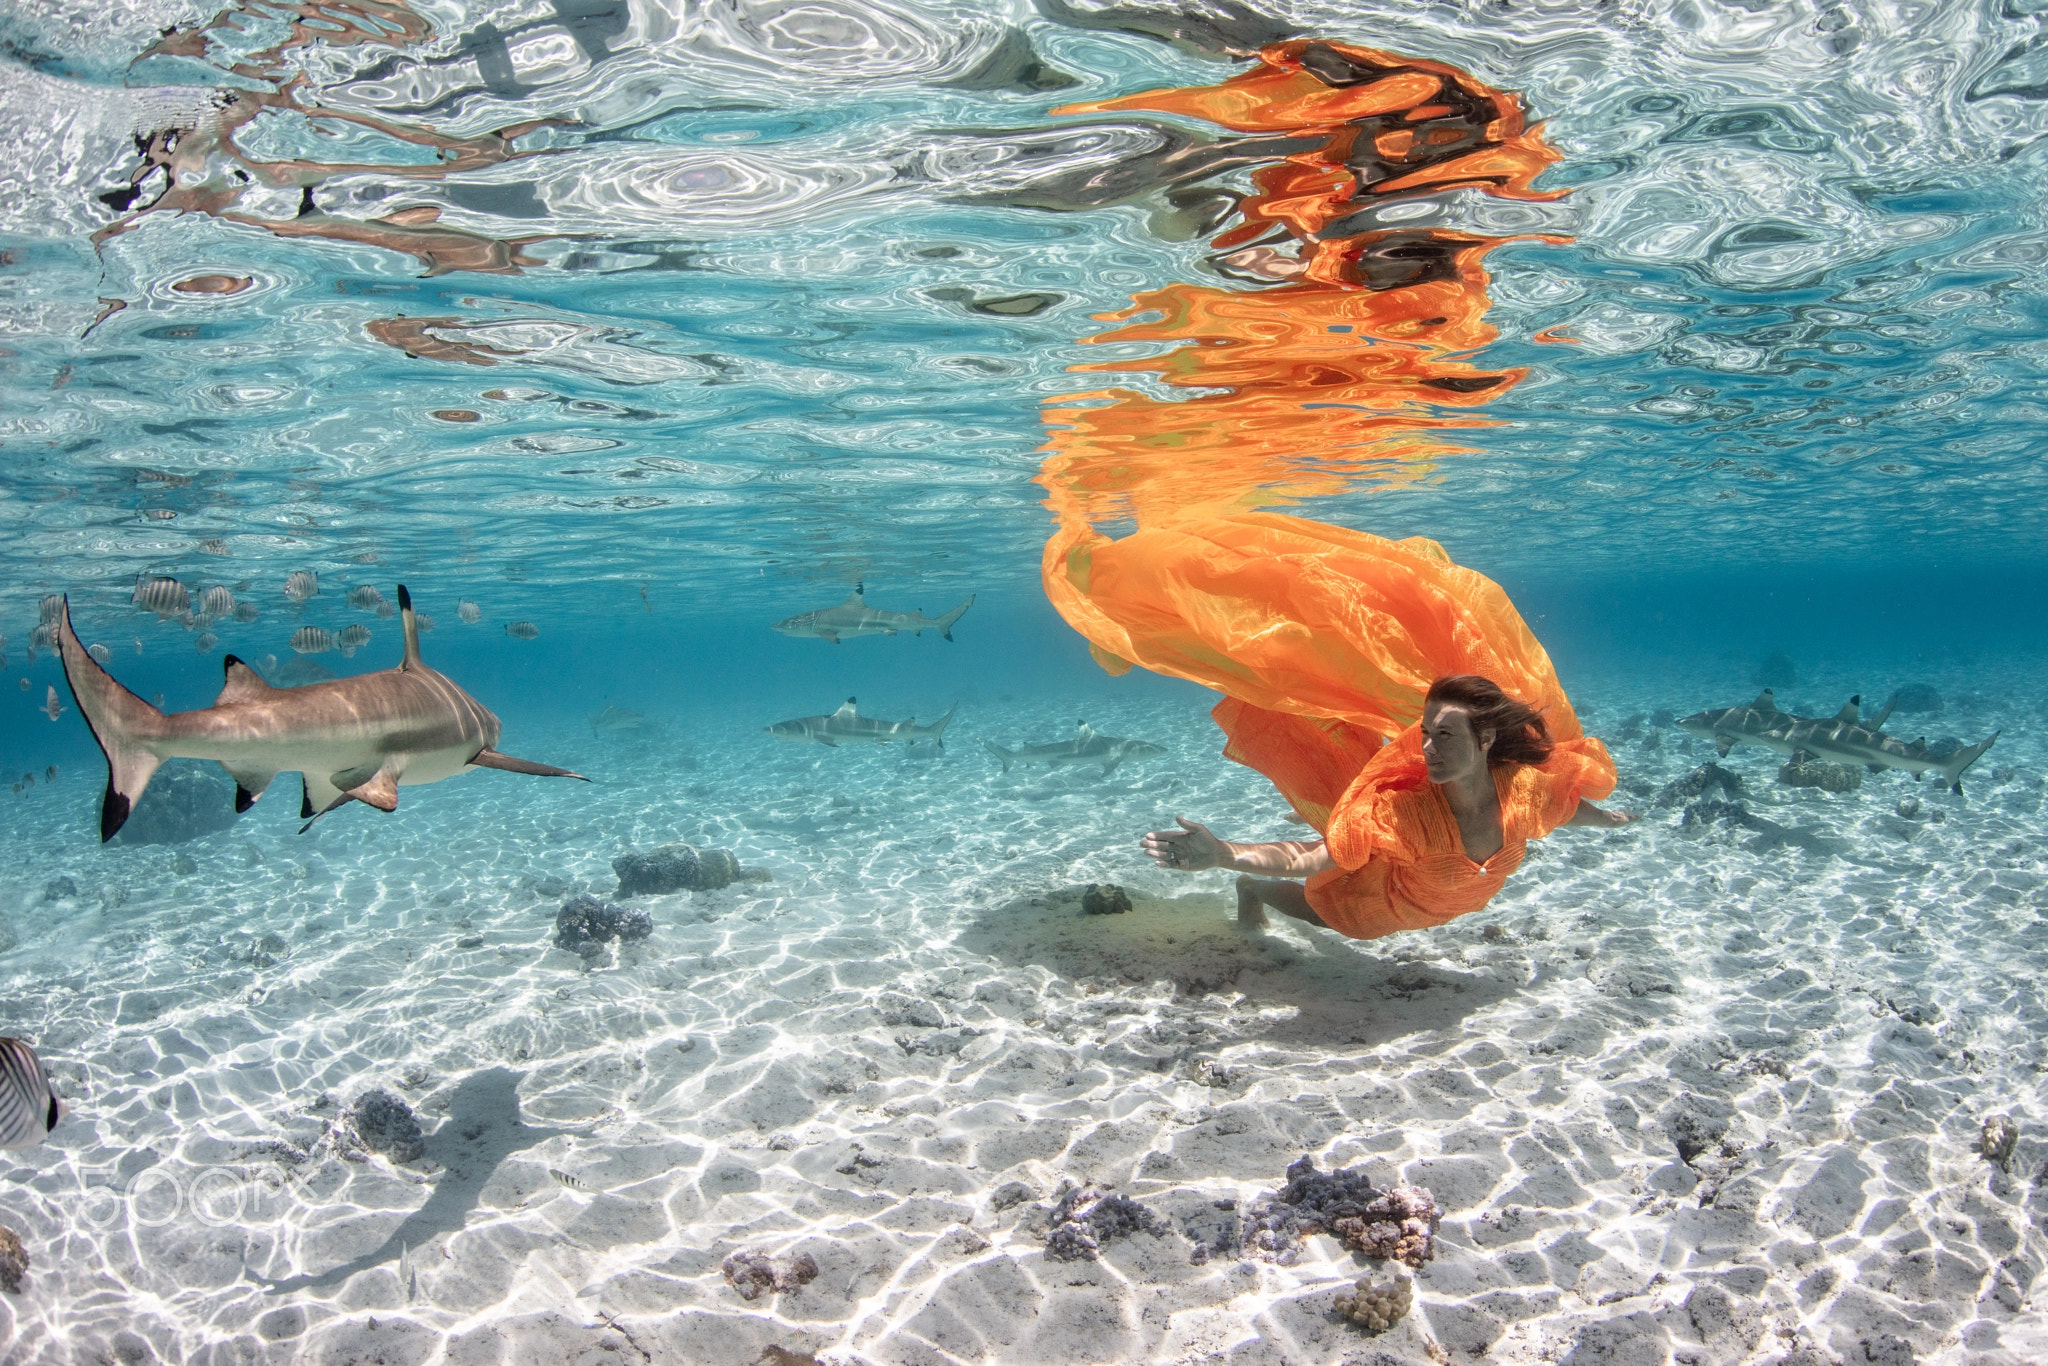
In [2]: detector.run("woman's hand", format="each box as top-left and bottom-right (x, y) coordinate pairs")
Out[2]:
(1567, 799), (1635, 828)
(1141, 816), (1231, 872)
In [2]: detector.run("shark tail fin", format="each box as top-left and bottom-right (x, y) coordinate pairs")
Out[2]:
(397, 584), (423, 670)
(936, 595), (974, 643)
(925, 704), (959, 752)
(979, 739), (1013, 773)
(1941, 732), (1998, 794)
(56, 596), (167, 842)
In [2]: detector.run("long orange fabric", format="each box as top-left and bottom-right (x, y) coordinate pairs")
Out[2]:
(1038, 42), (1611, 938)
(1052, 515), (1615, 938)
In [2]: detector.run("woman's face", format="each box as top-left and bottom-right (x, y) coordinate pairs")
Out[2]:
(1422, 702), (1495, 786)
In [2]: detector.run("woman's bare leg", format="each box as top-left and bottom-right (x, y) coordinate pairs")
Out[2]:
(1235, 875), (1326, 929)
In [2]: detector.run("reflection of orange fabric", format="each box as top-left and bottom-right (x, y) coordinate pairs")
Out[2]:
(1045, 513), (1615, 937)
(1038, 232), (1526, 529)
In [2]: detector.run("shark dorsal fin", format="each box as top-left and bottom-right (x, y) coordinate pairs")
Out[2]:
(1076, 721), (1096, 739)
(216, 655), (273, 707)
(1752, 689), (1777, 712)
(1834, 696), (1861, 723)
(834, 696), (858, 717)
(841, 581), (865, 607)
(397, 585), (423, 670)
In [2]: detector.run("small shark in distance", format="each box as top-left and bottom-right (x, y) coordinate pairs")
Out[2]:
(771, 582), (975, 644)
(1676, 689), (1997, 793)
(980, 721), (1167, 776)
(58, 585), (586, 840)
(767, 697), (957, 750)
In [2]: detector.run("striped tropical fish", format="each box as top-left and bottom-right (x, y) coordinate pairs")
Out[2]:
(0, 1038), (61, 1150)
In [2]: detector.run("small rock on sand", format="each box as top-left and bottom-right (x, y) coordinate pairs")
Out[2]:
(345, 1089), (424, 1163)
(1081, 883), (1132, 916)
(613, 843), (747, 896)
(721, 1249), (819, 1301)
(0, 1223), (26, 1293)
(554, 894), (652, 959)
(1779, 754), (1861, 792)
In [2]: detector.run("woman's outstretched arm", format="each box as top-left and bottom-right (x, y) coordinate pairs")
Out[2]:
(1564, 799), (1634, 828)
(1141, 816), (1336, 877)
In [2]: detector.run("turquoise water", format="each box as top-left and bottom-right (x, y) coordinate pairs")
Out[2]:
(2, 1), (2046, 1362)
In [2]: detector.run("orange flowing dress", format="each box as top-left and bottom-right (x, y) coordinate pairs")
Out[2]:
(1045, 512), (1615, 939)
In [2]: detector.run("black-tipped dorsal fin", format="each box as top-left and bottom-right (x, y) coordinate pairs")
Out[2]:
(1751, 689), (1777, 711)
(1834, 696), (1861, 723)
(1077, 721), (1095, 738)
(397, 584), (423, 670)
(216, 655), (273, 707)
(834, 697), (858, 716)
(841, 582), (864, 606)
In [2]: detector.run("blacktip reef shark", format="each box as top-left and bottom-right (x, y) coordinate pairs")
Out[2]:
(767, 697), (958, 750)
(57, 585), (586, 840)
(1677, 689), (1997, 793)
(980, 721), (1167, 776)
(771, 582), (975, 644)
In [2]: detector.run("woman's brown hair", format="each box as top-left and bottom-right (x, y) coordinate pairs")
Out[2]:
(1424, 675), (1553, 768)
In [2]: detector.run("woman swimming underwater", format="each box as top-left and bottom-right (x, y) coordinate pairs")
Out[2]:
(1039, 513), (1631, 942)
(1144, 673), (1632, 938)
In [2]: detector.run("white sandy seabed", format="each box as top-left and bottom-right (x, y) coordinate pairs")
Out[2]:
(0, 666), (2043, 1366)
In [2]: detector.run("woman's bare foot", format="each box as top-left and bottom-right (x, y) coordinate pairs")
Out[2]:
(1235, 875), (1269, 928)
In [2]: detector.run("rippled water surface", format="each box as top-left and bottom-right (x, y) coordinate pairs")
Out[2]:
(1, 0), (2046, 1362)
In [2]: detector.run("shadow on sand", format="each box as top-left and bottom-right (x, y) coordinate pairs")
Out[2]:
(956, 884), (1522, 1050)
(256, 1067), (571, 1295)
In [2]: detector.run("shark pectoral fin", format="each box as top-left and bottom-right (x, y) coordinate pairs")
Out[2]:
(220, 764), (278, 812)
(330, 763), (381, 793)
(346, 770), (400, 813)
(816, 736), (837, 747)
(822, 632), (839, 644)
(471, 748), (589, 780)
(1101, 759), (1121, 777)
(1715, 736), (1735, 757)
